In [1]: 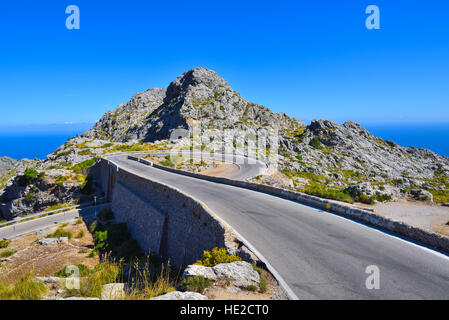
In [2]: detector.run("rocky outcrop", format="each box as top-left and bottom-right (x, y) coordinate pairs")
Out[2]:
(0, 157), (17, 176)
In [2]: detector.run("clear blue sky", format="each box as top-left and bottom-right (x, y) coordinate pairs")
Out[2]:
(0, 0), (448, 126)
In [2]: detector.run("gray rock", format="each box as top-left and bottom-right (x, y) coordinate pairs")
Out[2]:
(410, 189), (433, 202)
(38, 237), (68, 245)
(0, 258), (12, 262)
(35, 276), (62, 284)
(101, 283), (125, 300)
(150, 291), (208, 300)
(212, 261), (260, 288)
(182, 265), (217, 281)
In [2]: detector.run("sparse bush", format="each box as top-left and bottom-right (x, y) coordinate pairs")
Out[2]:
(304, 183), (354, 204)
(0, 274), (47, 300)
(47, 226), (73, 239)
(17, 168), (41, 186)
(65, 261), (120, 298)
(71, 158), (99, 175)
(75, 230), (85, 239)
(0, 250), (15, 258)
(55, 264), (91, 278)
(194, 247), (241, 267)
(182, 276), (211, 294)
(309, 137), (322, 150)
(252, 264), (267, 293)
(242, 285), (258, 292)
(0, 240), (10, 249)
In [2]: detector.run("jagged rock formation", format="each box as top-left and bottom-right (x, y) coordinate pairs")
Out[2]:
(84, 67), (304, 143)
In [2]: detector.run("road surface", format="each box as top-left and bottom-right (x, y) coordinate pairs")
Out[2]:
(0, 205), (107, 240)
(109, 154), (449, 300)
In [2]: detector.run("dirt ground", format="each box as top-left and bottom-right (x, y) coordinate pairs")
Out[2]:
(356, 199), (449, 237)
(200, 163), (240, 178)
(0, 218), (99, 284)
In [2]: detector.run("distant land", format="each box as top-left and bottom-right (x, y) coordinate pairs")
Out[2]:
(0, 122), (447, 160)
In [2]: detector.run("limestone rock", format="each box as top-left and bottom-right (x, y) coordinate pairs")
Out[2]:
(410, 189), (434, 202)
(182, 264), (218, 281)
(212, 261), (260, 288)
(150, 291), (208, 300)
(38, 237), (68, 245)
(101, 283), (125, 300)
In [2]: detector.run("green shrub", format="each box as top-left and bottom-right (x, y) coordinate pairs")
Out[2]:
(17, 168), (42, 186)
(0, 250), (15, 258)
(251, 264), (267, 293)
(75, 230), (85, 239)
(309, 137), (322, 150)
(55, 264), (91, 277)
(304, 183), (354, 204)
(24, 191), (37, 203)
(97, 207), (114, 221)
(47, 226), (73, 239)
(0, 240), (10, 249)
(242, 285), (258, 292)
(195, 247), (241, 267)
(94, 230), (108, 251)
(71, 158), (99, 174)
(182, 276), (211, 294)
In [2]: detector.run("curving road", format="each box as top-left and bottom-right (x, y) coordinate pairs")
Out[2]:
(108, 154), (449, 300)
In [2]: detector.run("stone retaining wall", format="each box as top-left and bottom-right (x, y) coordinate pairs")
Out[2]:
(143, 159), (449, 254)
(91, 159), (255, 267)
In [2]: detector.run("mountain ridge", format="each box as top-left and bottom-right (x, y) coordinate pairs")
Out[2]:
(1, 67), (448, 220)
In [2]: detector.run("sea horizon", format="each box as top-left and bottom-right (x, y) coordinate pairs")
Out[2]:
(0, 122), (448, 161)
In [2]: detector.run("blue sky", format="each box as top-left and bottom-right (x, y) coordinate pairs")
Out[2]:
(0, 0), (448, 127)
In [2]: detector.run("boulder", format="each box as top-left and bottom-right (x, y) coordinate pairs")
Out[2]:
(150, 291), (208, 300)
(182, 265), (217, 281)
(101, 283), (125, 300)
(212, 261), (260, 288)
(410, 189), (433, 202)
(38, 237), (68, 245)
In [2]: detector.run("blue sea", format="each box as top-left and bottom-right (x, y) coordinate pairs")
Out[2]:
(0, 123), (448, 160)
(364, 123), (449, 158)
(0, 123), (93, 160)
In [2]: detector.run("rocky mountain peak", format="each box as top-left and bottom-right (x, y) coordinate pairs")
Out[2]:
(84, 67), (304, 143)
(165, 67), (230, 102)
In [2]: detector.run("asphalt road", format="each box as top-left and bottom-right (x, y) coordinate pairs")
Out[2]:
(110, 155), (449, 300)
(0, 205), (106, 240)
